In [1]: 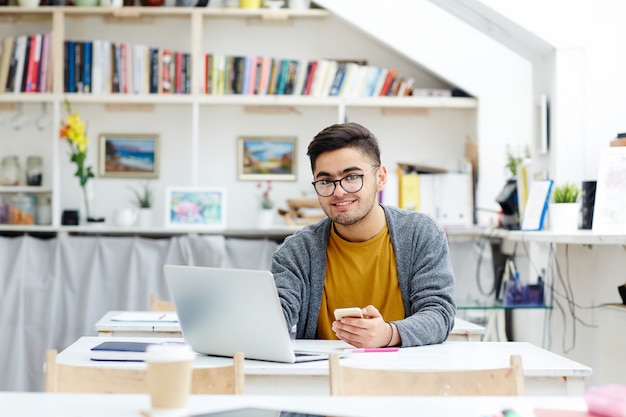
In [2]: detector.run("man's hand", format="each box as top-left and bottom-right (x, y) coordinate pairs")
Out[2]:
(331, 305), (395, 348)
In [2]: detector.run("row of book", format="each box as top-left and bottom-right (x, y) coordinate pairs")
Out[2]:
(0, 33), (53, 94)
(0, 34), (455, 98)
(64, 40), (191, 95)
(203, 54), (452, 98)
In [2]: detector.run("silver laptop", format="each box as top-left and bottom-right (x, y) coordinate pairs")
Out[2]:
(163, 264), (327, 363)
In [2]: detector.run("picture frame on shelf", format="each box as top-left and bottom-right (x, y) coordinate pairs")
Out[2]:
(237, 136), (297, 181)
(164, 187), (227, 229)
(99, 134), (160, 179)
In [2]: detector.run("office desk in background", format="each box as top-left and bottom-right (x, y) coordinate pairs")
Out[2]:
(0, 393), (589, 417)
(58, 337), (591, 396)
(95, 311), (486, 341)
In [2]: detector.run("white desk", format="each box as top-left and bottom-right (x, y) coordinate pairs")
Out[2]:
(95, 311), (486, 341)
(58, 337), (591, 397)
(0, 392), (589, 417)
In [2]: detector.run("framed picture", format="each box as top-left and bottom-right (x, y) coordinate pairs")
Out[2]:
(165, 187), (227, 229)
(99, 134), (160, 179)
(237, 136), (297, 181)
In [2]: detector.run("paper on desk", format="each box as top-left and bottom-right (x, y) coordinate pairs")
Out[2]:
(111, 312), (178, 322)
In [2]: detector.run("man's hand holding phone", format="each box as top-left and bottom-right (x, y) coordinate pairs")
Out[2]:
(333, 307), (364, 320)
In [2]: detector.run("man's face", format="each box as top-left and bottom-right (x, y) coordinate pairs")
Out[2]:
(312, 148), (383, 227)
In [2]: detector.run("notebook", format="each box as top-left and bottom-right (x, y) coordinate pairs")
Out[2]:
(163, 264), (328, 363)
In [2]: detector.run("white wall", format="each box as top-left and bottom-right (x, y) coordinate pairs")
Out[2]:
(317, 0), (533, 225)
(0, 11), (475, 227)
(478, 0), (626, 182)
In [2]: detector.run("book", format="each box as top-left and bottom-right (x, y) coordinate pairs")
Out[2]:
(74, 41), (83, 93)
(82, 41), (91, 93)
(257, 56), (272, 95)
(328, 62), (346, 96)
(301, 60), (317, 95)
(25, 34), (41, 93)
(520, 179), (553, 231)
(90, 341), (155, 362)
(12, 35), (28, 93)
(291, 58), (307, 96)
(379, 67), (397, 96)
(0, 36), (14, 93)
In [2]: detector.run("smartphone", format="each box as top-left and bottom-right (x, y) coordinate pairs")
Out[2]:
(334, 307), (363, 320)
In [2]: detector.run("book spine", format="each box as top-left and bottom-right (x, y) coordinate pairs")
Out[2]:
(257, 56), (271, 95)
(302, 60), (317, 96)
(0, 36), (15, 94)
(18, 35), (32, 93)
(25, 34), (41, 93)
(328, 62), (346, 97)
(148, 48), (158, 94)
(83, 41), (91, 93)
(379, 67), (396, 96)
(67, 40), (75, 93)
(112, 42), (121, 93)
(161, 49), (172, 94)
(12, 35), (28, 93)
(37, 33), (50, 93)
(74, 41), (82, 93)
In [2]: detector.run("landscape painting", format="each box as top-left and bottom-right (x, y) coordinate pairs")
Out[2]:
(237, 136), (297, 181)
(99, 134), (160, 179)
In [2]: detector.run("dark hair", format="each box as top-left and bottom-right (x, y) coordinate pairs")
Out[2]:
(306, 122), (381, 171)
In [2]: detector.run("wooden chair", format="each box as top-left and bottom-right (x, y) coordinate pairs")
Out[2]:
(150, 293), (175, 312)
(45, 350), (245, 394)
(329, 354), (525, 396)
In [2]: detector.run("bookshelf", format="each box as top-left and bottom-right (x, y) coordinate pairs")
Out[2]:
(0, 6), (478, 230)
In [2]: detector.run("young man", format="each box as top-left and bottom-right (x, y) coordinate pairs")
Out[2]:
(272, 122), (456, 348)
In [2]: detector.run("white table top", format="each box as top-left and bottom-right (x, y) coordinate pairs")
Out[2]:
(59, 336), (591, 379)
(95, 311), (485, 339)
(0, 392), (589, 417)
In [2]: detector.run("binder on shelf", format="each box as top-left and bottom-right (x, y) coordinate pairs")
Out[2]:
(520, 179), (553, 231)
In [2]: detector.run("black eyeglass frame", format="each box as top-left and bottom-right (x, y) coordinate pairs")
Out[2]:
(311, 164), (380, 197)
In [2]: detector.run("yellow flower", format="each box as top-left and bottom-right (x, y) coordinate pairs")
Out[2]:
(60, 101), (95, 218)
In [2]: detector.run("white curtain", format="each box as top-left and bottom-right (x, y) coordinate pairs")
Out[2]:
(0, 234), (277, 392)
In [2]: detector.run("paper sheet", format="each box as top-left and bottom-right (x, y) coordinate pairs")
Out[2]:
(111, 312), (178, 322)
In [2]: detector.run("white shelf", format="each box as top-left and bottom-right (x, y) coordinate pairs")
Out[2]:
(0, 186), (52, 194)
(484, 228), (626, 245)
(0, 6), (331, 19)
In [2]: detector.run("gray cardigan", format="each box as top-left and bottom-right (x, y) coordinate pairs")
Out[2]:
(271, 205), (456, 347)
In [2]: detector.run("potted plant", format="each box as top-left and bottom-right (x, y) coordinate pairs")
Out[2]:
(549, 182), (581, 232)
(130, 182), (153, 228)
(552, 182), (580, 204)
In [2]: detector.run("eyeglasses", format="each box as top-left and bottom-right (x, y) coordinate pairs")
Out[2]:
(311, 165), (380, 197)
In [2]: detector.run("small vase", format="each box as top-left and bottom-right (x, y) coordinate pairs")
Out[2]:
(548, 203), (580, 233)
(258, 209), (273, 229)
(81, 182), (94, 224)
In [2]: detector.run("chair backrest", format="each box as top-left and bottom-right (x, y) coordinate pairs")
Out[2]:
(150, 293), (175, 312)
(45, 349), (244, 394)
(329, 353), (525, 396)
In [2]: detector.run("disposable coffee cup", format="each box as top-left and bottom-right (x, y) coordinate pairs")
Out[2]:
(146, 344), (195, 417)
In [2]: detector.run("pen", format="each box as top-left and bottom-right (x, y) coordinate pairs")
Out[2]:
(345, 347), (400, 353)
(158, 314), (166, 320)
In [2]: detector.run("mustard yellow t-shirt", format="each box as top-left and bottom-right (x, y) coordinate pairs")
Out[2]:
(316, 224), (405, 339)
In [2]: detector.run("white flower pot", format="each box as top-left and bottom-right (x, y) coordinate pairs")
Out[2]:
(138, 208), (153, 228)
(258, 209), (273, 229)
(549, 203), (580, 233)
